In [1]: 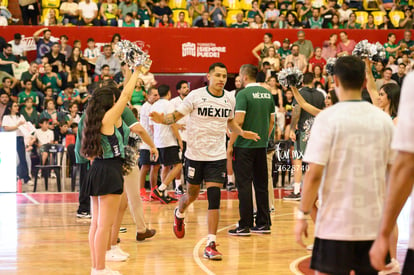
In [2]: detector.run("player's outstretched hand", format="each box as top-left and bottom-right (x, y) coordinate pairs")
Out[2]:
(150, 147), (159, 162)
(294, 219), (308, 249)
(369, 235), (390, 272)
(149, 111), (164, 124)
(241, 131), (260, 141)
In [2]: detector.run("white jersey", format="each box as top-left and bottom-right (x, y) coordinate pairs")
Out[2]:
(34, 129), (54, 146)
(139, 101), (153, 150)
(150, 99), (178, 148)
(392, 72), (414, 249)
(176, 87), (235, 161)
(170, 96), (188, 141)
(303, 101), (394, 241)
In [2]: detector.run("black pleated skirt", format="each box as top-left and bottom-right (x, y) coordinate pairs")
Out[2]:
(85, 157), (124, 196)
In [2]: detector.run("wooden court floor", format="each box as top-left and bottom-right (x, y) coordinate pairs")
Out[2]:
(0, 182), (410, 275)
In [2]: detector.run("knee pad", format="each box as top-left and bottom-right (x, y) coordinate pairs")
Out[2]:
(207, 187), (221, 210)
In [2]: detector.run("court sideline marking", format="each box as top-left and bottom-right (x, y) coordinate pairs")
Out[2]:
(289, 255), (311, 275)
(22, 193), (40, 205)
(192, 212), (293, 275)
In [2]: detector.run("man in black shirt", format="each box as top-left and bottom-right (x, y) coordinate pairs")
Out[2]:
(45, 43), (66, 74)
(284, 72), (325, 201)
(391, 63), (406, 87)
(195, 12), (214, 27)
(256, 61), (271, 83)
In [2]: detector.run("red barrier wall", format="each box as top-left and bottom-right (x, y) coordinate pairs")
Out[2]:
(0, 26), (407, 73)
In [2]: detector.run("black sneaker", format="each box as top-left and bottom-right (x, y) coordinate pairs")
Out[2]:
(250, 225), (271, 234)
(228, 226), (251, 236)
(226, 182), (236, 192)
(283, 192), (301, 201)
(175, 185), (184, 195)
(76, 212), (91, 219)
(153, 188), (171, 204)
(119, 227), (127, 233)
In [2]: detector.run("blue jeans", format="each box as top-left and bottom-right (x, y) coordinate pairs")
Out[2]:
(17, 136), (30, 182)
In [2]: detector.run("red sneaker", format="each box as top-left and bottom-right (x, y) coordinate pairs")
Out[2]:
(173, 207), (185, 239)
(204, 241), (222, 260)
(140, 188), (149, 202)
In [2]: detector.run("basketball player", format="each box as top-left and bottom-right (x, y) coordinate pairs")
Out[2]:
(150, 62), (259, 260)
(370, 72), (414, 275)
(295, 56), (394, 274)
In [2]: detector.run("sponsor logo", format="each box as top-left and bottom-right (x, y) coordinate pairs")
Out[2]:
(197, 107), (232, 117)
(182, 42), (226, 58)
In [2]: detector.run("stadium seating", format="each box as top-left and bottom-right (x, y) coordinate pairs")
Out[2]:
(355, 11), (369, 25)
(240, 0), (254, 10)
(1, 0), (7, 7)
(226, 9), (243, 25)
(371, 10), (386, 26)
(170, 0), (187, 10)
(41, 8), (60, 24)
(42, 0), (61, 8)
(363, 0), (380, 10)
(172, 9), (192, 25)
(223, 0), (241, 10)
(389, 10), (404, 27)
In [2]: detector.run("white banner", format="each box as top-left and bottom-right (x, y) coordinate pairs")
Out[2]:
(0, 132), (17, 192)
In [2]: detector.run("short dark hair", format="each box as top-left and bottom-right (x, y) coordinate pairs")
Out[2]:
(70, 122), (78, 129)
(60, 34), (68, 40)
(24, 97), (33, 103)
(103, 44), (112, 50)
(399, 63), (406, 67)
(87, 38), (95, 43)
(384, 67), (392, 73)
(101, 64), (110, 70)
(265, 33), (273, 39)
(158, 84), (170, 97)
(66, 82), (75, 89)
(176, 80), (188, 91)
(303, 72), (314, 85)
(208, 62), (227, 73)
(240, 64), (258, 80)
(2, 77), (11, 83)
(126, 12), (133, 17)
(262, 61), (271, 67)
(334, 56), (365, 90)
(39, 117), (50, 125)
(147, 86), (158, 95)
(24, 79), (32, 85)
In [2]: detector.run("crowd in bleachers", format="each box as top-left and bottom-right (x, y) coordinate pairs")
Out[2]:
(0, 0), (412, 29)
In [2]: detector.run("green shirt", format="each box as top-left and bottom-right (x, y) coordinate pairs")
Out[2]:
(278, 48), (291, 59)
(123, 21), (135, 27)
(327, 22), (343, 29)
(17, 91), (39, 106)
(101, 122), (130, 159)
(344, 22), (361, 29)
(247, 10), (259, 19)
(384, 42), (398, 58)
(230, 22), (249, 28)
(293, 40), (314, 59)
(131, 89), (145, 106)
(20, 108), (39, 126)
(75, 107), (138, 163)
(234, 84), (275, 148)
(119, 2), (138, 18)
(137, 8), (150, 21)
(0, 53), (17, 75)
(41, 74), (62, 94)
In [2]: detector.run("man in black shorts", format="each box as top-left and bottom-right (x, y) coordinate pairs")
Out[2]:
(150, 63), (259, 260)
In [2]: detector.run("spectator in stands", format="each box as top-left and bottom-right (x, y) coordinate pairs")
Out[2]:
(285, 44), (308, 73)
(66, 102), (81, 124)
(386, 55), (398, 73)
(384, 33), (401, 59)
(73, 40), (82, 50)
(152, 0), (172, 27)
(399, 7), (413, 29)
(40, 99), (65, 129)
(137, 1), (151, 26)
(118, 0), (138, 19)
(194, 11), (214, 27)
(299, 0), (312, 25)
(78, 0), (100, 26)
(313, 65), (326, 86)
(175, 11), (190, 28)
(320, 0), (337, 28)
(18, 80), (39, 108)
(338, 1), (352, 24)
(306, 8), (324, 29)
(2, 101), (31, 184)
(400, 53), (413, 72)
(250, 14), (265, 29)
(93, 64), (112, 85)
(376, 67), (397, 91)
(285, 11), (301, 28)
(122, 12), (135, 27)
(308, 47), (326, 72)
(138, 69), (157, 91)
(343, 13), (361, 29)
(378, 14), (394, 29)
(363, 14), (377, 30)
(21, 62), (42, 93)
(100, 0), (118, 26)
(398, 30), (414, 56)
(57, 82), (80, 111)
(33, 28), (53, 63)
(262, 46), (280, 72)
(293, 30), (313, 60)
(113, 62), (127, 89)
(0, 91), (10, 127)
(348, 0), (362, 10)
(30, 118), (54, 164)
(337, 31), (356, 57)
(60, 0), (79, 25)
(372, 60), (385, 80)
(66, 47), (87, 73)
(59, 35), (72, 61)
(53, 120), (68, 144)
(391, 63), (406, 86)
(41, 63), (62, 95)
(10, 33), (26, 57)
(158, 14), (174, 27)
(230, 12), (248, 28)
(252, 33), (274, 63)
(278, 38), (291, 59)
(247, 1), (264, 24)
(208, 0), (226, 27)
(379, 0), (396, 12)
(45, 43), (66, 74)
(19, 0), (40, 25)
(189, 0), (205, 26)
(256, 61), (271, 83)
(20, 97), (39, 126)
(83, 38), (100, 65)
(110, 33), (121, 50)
(0, 44), (17, 76)
(68, 61), (89, 94)
(0, 77), (17, 102)
(264, 1), (279, 26)
(95, 45), (121, 76)
(43, 8), (59, 26)
(43, 87), (54, 103)
(131, 78), (146, 112)
(321, 33), (337, 60)
(328, 14), (342, 29)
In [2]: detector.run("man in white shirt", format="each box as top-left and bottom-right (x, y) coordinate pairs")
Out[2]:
(170, 80), (190, 195)
(30, 117), (54, 164)
(370, 71), (414, 275)
(78, 0), (100, 26)
(60, 0), (79, 25)
(9, 33), (26, 57)
(150, 85), (182, 204)
(295, 56), (394, 274)
(150, 62), (259, 261)
(139, 87), (161, 201)
(338, 2), (353, 23)
(95, 45), (120, 76)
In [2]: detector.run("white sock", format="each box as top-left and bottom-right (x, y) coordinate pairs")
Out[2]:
(294, 182), (301, 194)
(207, 234), (216, 246)
(176, 208), (185, 218)
(175, 179), (181, 188)
(158, 183), (167, 191)
(227, 174), (234, 183)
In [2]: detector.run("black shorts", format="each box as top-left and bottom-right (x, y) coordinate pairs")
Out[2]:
(139, 149), (160, 166)
(311, 237), (389, 275)
(85, 157), (124, 196)
(185, 158), (226, 185)
(403, 249), (414, 275)
(158, 146), (181, 166)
